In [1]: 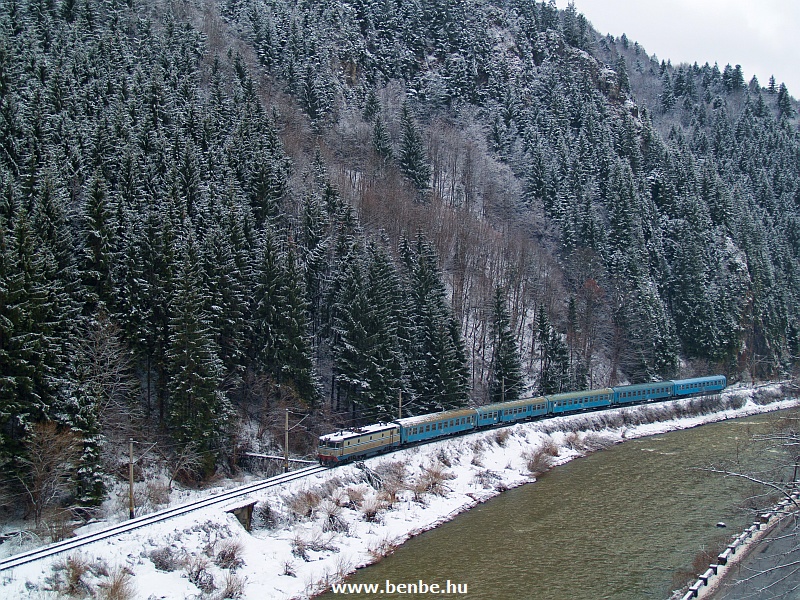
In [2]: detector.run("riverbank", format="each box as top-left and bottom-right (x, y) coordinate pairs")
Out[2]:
(692, 482), (800, 599)
(2, 382), (798, 599)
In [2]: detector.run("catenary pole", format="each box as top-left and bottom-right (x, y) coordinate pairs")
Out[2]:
(284, 408), (289, 473)
(128, 439), (135, 519)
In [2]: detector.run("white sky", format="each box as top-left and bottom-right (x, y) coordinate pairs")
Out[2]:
(556, 0), (800, 97)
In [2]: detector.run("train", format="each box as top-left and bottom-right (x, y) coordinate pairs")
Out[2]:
(316, 375), (727, 466)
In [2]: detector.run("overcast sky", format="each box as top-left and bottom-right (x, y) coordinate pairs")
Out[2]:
(555, 0), (800, 97)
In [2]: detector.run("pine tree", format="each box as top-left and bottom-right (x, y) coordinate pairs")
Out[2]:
(81, 169), (116, 314)
(536, 306), (569, 395)
(0, 206), (70, 459)
(488, 286), (523, 403)
(363, 88), (380, 121)
(405, 235), (468, 412)
(398, 102), (431, 192)
(276, 248), (318, 405)
(777, 83), (796, 119)
(166, 226), (229, 461)
(372, 113), (393, 160)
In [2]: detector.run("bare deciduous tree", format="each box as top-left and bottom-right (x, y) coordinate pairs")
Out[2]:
(17, 422), (81, 528)
(76, 315), (139, 439)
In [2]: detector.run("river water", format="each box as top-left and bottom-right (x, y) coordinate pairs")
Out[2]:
(321, 409), (798, 599)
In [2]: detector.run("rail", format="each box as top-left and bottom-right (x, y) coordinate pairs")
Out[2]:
(0, 464), (327, 572)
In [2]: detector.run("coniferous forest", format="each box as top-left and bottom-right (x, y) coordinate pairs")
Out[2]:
(1, 0), (799, 514)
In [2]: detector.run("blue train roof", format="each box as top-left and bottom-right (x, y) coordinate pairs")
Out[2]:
(394, 408), (478, 427)
(476, 397), (547, 412)
(673, 375), (726, 386)
(547, 387), (614, 401)
(612, 381), (673, 392)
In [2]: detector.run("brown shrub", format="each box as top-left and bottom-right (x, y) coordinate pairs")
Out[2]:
(98, 567), (136, 600)
(523, 448), (555, 476)
(360, 496), (384, 522)
(493, 429), (511, 447)
(287, 489), (323, 519)
(215, 538), (245, 571)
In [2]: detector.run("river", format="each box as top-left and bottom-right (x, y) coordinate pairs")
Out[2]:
(319, 409), (798, 599)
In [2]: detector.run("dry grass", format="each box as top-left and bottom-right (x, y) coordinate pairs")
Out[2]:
(216, 571), (246, 599)
(345, 486), (366, 509)
(360, 495), (384, 522)
(331, 487), (350, 507)
(376, 462), (407, 505)
(186, 555), (216, 594)
(493, 429), (511, 447)
(44, 508), (80, 543)
(286, 489), (323, 519)
(367, 536), (397, 562)
(282, 559), (297, 577)
(411, 463), (454, 501)
(472, 469), (501, 489)
(317, 499), (349, 533)
(541, 438), (560, 456)
(523, 448), (556, 476)
(255, 502), (280, 529)
(98, 567), (136, 600)
(671, 545), (722, 592)
(48, 553), (92, 596)
(435, 447), (454, 467)
(215, 538), (245, 571)
(291, 534), (310, 561)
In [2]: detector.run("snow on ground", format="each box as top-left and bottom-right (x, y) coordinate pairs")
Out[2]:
(2, 383), (798, 600)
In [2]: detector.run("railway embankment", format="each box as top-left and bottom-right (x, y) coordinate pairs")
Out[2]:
(0, 382), (797, 599)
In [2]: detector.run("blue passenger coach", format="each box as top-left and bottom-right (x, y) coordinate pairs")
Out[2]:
(549, 388), (614, 414)
(476, 397), (548, 427)
(613, 381), (674, 405)
(672, 375), (727, 397)
(396, 408), (477, 444)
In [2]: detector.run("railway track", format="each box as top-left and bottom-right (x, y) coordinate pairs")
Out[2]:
(0, 464), (328, 572)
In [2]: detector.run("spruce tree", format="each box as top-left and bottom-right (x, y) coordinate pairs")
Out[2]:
(250, 228), (318, 405)
(331, 251), (373, 414)
(81, 169), (116, 314)
(489, 286), (523, 403)
(536, 306), (568, 395)
(363, 88), (380, 121)
(398, 102), (431, 191)
(166, 227), (229, 460)
(0, 207), (69, 458)
(276, 248), (318, 405)
(372, 113), (393, 160)
(405, 235), (468, 412)
(777, 83), (796, 119)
